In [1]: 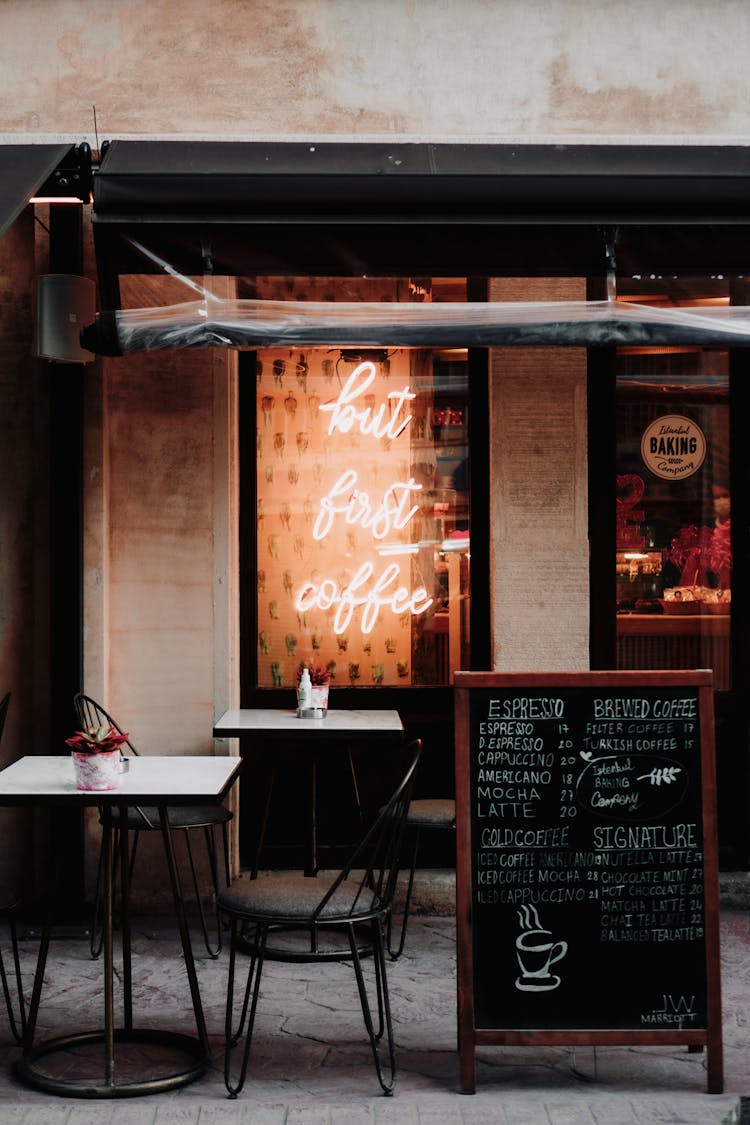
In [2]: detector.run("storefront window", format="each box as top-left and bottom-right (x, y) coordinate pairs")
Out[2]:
(615, 332), (731, 689)
(254, 331), (470, 690)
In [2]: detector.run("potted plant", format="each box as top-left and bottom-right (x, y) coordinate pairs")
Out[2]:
(296, 663), (330, 716)
(65, 725), (130, 791)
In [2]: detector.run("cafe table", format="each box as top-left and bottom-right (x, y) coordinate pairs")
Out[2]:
(0, 753), (241, 1098)
(213, 708), (404, 875)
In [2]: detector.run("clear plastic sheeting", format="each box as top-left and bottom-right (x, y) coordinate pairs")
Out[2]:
(79, 298), (750, 356)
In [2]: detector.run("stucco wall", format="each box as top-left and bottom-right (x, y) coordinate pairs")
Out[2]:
(79, 275), (239, 903)
(82, 276), (238, 734)
(0, 0), (749, 144)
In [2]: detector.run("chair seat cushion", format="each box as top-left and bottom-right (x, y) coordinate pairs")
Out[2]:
(102, 805), (233, 830)
(219, 873), (375, 922)
(406, 798), (456, 829)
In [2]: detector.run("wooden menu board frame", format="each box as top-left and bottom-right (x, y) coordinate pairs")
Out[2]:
(454, 670), (722, 1094)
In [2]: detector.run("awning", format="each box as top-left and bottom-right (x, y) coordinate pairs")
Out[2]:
(91, 141), (750, 307)
(93, 140), (750, 222)
(0, 143), (78, 240)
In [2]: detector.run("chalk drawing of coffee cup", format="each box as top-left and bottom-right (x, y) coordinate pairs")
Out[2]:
(515, 905), (567, 992)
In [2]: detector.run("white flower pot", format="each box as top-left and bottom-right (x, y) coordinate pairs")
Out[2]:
(71, 749), (121, 791)
(297, 684), (329, 718)
(310, 685), (329, 716)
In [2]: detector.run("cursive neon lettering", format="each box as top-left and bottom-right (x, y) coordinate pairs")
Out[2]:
(293, 359), (439, 640)
(315, 578), (338, 611)
(319, 362), (415, 440)
(312, 470), (422, 542)
(295, 561), (433, 634)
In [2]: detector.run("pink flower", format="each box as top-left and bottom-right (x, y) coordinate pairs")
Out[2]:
(295, 663), (330, 686)
(65, 725), (129, 755)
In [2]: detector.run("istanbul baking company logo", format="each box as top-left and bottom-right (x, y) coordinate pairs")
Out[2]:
(640, 414), (707, 481)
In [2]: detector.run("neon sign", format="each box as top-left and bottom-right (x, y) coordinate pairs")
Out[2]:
(295, 360), (433, 635)
(319, 361), (415, 439)
(312, 470), (422, 541)
(296, 561), (432, 634)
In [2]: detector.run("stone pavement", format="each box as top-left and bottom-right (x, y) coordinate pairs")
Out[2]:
(0, 896), (747, 1124)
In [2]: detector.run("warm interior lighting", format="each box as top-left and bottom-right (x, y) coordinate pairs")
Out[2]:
(29, 196), (87, 204)
(618, 346), (704, 356)
(617, 294), (730, 308)
(376, 543), (420, 557)
(441, 536), (470, 552)
(376, 536), (470, 557)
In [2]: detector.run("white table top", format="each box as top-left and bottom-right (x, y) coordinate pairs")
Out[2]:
(213, 708), (404, 739)
(0, 755), (242, 807)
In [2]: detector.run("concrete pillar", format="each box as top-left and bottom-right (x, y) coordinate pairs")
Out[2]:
(489, 278), (590, 671)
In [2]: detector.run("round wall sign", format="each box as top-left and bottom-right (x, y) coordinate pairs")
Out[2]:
(640, 414), (707, 481)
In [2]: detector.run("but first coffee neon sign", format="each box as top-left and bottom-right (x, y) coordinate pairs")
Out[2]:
(294, 361), (433, 634)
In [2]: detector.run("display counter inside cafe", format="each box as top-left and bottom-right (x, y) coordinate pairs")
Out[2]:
(617, 611), (730, 691)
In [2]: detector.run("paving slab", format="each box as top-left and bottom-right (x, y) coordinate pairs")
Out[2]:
(0, 909), (746, 1125)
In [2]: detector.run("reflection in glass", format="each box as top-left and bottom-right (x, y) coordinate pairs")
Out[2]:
(615, 341), (731, 690)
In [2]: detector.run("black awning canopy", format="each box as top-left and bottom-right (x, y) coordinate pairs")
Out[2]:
(93, 140), (750, 223)
(91, 140), (750, 308)
(0, 143), (80, 240)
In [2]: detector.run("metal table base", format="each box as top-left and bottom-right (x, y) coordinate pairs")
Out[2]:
(16, 803), (210, 1098)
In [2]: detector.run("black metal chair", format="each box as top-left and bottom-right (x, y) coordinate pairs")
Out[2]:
(0, 692), (26, 1043)
(386, 797), (456, 960)
(219, 738), (423, 1098)
(0, 898), (25, 1045)
(74, 693), (232, 959)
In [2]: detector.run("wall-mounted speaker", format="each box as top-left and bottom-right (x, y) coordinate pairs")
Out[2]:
(36, 274), (96, 363)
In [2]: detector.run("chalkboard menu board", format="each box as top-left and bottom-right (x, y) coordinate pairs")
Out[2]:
(454, 671), (722, 1094)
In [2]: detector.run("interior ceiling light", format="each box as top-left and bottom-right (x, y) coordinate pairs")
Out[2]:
(29, 195), (89, 204)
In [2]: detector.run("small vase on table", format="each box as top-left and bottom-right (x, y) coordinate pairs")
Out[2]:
(70, 749), (121, 791)
(65, 724), (130, 791)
